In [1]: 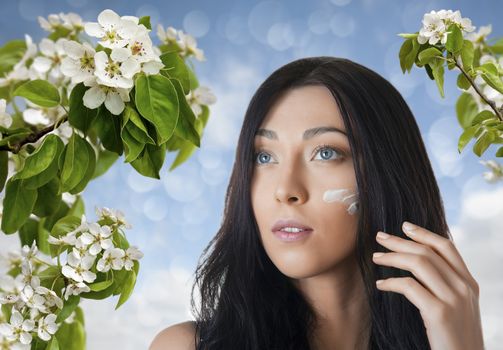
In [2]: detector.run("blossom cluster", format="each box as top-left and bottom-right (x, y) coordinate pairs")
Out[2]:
(0, 243), (64, 349)
(59, 9), (166, 115)
(417, 9), (475, 45)
(0, 8), (216, 142)
(156, 24), (205, 61)
(0, 207), (142, 348)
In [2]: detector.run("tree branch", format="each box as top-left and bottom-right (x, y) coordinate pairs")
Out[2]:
(0, 115), (68, 154)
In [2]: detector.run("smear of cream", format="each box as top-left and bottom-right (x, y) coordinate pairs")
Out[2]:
(323, 188), (359, 215)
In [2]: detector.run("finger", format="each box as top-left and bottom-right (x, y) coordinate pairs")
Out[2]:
(373, 251), (458, 304)
(376, 276), (443, 321)
(402, 221), (478, 288)
(376, 231), (469, 296)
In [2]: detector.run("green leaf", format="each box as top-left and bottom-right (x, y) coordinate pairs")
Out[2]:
(56, 295), (80, 323)
(13, 79), (60, 107)
(445, 24), (463, 53)
(456, 92), (479, 128)
(496, 146), (503, 157)
(418, 47), (443, 65)
(68, 138), (96, 194)
(91, 105), (124, 155)
(159, 52), (191, 94)
(471, 110), (497, 126)
(0, 151), (8, 192)
(135, 74), (179, 145)
(475, 62), (498, 75)
(456, 72), (471, 90)
(123, 105), (156, 145)
(398, 39), (413, 74)
(121, 125), (145, 163)
(91, 149), (119, 180)
(130, 142), (166, 179)
(460, 39), (474, 71)
(458, 125), (478, 153)
(480, 72), (503, 94)
(169, 78), (200, 147)
(54, 320), (85, 350)
(1, 178), (38, 234)
(429, 63), (445, 98)
(59, 133), (90, 194)
(0, 39), (26, 76)
(45, 335), (60, 350)
(18, 218), (38, 248)
(397, 33), (418, 39)
(89, 279), (114, 292)
(473, 130), (498, 157)
(12, 134), (64, 181)
(115, 269), (137, 310)
(36, 219), (51, 255)
(67, 195), (85, 218)
(138, 16), (151, 30)
(32, 177), (61, 217)
(68, 83), (99, 135)
(168, 106), (209, 171)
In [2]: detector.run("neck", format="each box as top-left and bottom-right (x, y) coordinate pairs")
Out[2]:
(291, 254), (371, 350)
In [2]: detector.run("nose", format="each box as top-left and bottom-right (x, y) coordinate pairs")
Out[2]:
(274, 167), (308, 205)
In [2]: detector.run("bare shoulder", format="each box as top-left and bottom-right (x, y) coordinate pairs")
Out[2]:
(149, 320), (197, 350)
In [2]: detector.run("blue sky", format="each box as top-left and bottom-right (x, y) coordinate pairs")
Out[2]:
(0, 0), (502, 348)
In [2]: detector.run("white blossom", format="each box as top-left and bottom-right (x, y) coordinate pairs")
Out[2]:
(63, 281), (90, 301)
(38, 12), (84, 33)
(22, 101), (66, 126)
(93, 48), (140, 89)
(96, 247), (125, 272)
(466, 24), (492, 48)
(0, 34), (37, 87)
(84, 9), (139, 49)
(61, 251), (96, 284)
(480, 160), (503, 183)
(122, 246), (143, 271)
(177, 31), (205, 61)
(95, 206), (132, 229)
(0, 308), (35, 345)
(31, 38), (69, 83)
(80, 223), (114, 256)
(186, 86), (217, 116)
(417, 9), (476, 46)
(0, 99), (12, 129)
(60, 40), (96, 85)
(20, 285), (46, 313)
(34, 286), (63, 310)
(157, 24), (178, 43)
(37, 314), (58, 341)
(82, 79), (131, 115)
(47, 230), (78, 246)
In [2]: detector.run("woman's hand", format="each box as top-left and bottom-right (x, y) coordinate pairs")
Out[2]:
(372, 221), (485, 350)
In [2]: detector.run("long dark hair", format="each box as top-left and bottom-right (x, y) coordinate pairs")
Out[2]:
(190, 56), (452, 349)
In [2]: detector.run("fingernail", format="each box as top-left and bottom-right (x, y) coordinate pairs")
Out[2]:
(403, 221), (416, 234)
(376, 231), (390, 239)
(373, 252), (384, 259)
(376, 279), (384, 285)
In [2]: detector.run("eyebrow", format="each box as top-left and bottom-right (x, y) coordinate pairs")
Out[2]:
(254, 126), (347, 140)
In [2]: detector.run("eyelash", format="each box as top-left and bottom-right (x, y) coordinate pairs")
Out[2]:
(253, 144), (345, 166)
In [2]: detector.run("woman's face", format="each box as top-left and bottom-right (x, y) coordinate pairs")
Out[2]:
(251, 85), (359, 279)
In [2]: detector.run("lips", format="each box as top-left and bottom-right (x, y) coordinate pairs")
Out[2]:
(271, 218), (313, 233)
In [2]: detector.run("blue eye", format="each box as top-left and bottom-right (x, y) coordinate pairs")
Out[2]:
(254, 144), (345, 166)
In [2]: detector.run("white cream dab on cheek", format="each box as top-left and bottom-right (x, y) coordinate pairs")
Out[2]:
(322, 188), (359, 215)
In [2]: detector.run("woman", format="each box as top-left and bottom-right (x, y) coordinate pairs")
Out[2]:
(150, 56), (484, 350)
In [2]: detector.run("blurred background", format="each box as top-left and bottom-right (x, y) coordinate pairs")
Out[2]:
(0, 0), (501, 348)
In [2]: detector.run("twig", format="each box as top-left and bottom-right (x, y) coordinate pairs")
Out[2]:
(0, 115), (68, 154)
(452, 56), (503, 122)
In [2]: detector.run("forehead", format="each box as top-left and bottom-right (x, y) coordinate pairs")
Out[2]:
(254, 85), (346, 140)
